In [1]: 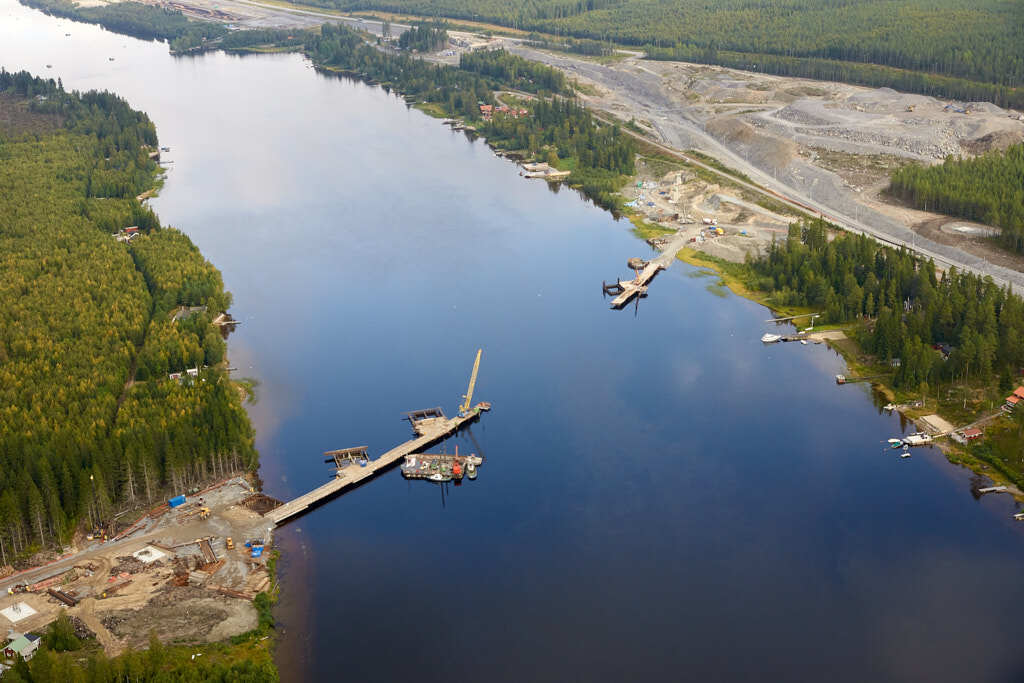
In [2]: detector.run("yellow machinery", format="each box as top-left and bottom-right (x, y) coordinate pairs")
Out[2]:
(459, 349), (482, 416)
(226, 537), (234, 550)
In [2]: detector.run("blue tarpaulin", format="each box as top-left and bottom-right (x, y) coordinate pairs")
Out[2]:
(168, 495), (186, 508)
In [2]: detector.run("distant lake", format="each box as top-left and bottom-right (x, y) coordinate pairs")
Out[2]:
(4, 2), (1024, 680)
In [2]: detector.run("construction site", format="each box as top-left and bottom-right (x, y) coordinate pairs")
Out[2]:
(624, 169), (794, 264)
(1, 351), (491, 657)
(0, 478), (277, 655)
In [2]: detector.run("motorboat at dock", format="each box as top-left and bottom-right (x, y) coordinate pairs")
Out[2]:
(761, 333), (782, 343)
(401, 446), (484, 482)
(903, 432), (933, 447)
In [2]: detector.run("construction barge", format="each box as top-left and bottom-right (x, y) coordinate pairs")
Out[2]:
(401, 446), (484, 482)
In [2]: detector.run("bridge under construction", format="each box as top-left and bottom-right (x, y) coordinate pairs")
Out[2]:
(265, 350), (490, 525)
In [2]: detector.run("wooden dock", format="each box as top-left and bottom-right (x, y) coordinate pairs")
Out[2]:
(604, 232), (691, 308)
(265, 406), (488, 525)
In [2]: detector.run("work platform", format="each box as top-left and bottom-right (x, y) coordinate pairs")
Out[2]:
(265, 404), (490, 525)
(603, 232), (690, 308)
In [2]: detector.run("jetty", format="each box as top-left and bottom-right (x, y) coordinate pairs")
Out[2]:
(265, 350), (490, 525)
(835, 374), (887, 385)
(265, 405), (489, 525)
(765, 312), (822, 323)
(603, 232), (690, 308)
(978, 485), (1008, 495)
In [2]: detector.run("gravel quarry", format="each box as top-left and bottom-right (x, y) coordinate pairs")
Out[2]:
(506, 44), (1024, 285)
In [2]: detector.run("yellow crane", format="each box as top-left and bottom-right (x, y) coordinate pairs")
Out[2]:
(459, 349), (482, 416)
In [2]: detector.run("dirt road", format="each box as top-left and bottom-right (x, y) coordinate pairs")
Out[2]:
(504, 45), (1024, 289)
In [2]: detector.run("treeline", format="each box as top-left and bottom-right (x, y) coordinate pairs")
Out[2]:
(312, 0), (1023, 107)
(19, 0), (227, 45)
(524, 34), (614, 57)
(0, 72), (255, 565)
(397, 21), (447, 52)
(460, 49), (568, 94)
(1, 626), (277, 682)
(481, 97), (634, 208)
(18, 0), (306, 55)
(306, 24), (624, 206)
(307, 23), (495, 119)
(644, 44), (1024, 111)
(750, 219), (1024, 390)
(216, 28), (307, 52)
(889, 145), (1024, 253)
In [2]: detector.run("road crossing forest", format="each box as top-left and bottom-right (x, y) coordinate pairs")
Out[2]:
(0, 70), (255, 564)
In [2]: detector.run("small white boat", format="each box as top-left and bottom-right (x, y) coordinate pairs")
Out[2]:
(883, 403), (896, 412)
(900, 451), (912, 459)
(800, 339), (808, 345)
(887, 438), (904, 448)
(761, 333), (782, 343)
(428, 472), (451, 482)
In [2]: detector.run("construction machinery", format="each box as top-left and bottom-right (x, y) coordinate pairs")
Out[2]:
(226, 537), (234, 550)
(179, 505), (210, 521)
(459, 349), (482, 417)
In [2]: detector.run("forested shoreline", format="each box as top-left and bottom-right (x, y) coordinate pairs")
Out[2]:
(889, 144), (1024, 253)
(307, 24), (632, 207)
(0, 70), (255, 566)
(18, 0), (303, 54)
(709, 218), (1024, 487)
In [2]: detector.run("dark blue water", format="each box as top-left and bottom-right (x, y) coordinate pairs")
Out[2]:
(5, 4), (1024, 680)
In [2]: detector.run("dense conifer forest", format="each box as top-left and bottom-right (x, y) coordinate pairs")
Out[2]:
(889, 144), (1024, 253)
(0, 70), (255, 565)
(396, 20), (447, 51)
(750, 219), (1024, 392)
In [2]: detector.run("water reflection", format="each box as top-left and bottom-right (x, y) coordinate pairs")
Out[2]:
(4, 3), (1024, 680)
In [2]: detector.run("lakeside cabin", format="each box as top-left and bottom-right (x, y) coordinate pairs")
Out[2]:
(1004, 386), (1024, 410)
(960, 428), (983, 441)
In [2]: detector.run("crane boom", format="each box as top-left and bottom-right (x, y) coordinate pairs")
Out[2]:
(460, 349), (482, 415)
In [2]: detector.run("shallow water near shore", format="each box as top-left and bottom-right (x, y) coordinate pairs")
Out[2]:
(5, 3), (1024, 680)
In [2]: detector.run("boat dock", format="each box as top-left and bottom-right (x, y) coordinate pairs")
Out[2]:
(265, 405), (489, 525)
(603, 232), (690, 308)
(978, 486), (1008, 495)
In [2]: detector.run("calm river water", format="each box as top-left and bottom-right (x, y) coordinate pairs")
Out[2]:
(5, 3), (1024, 680)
